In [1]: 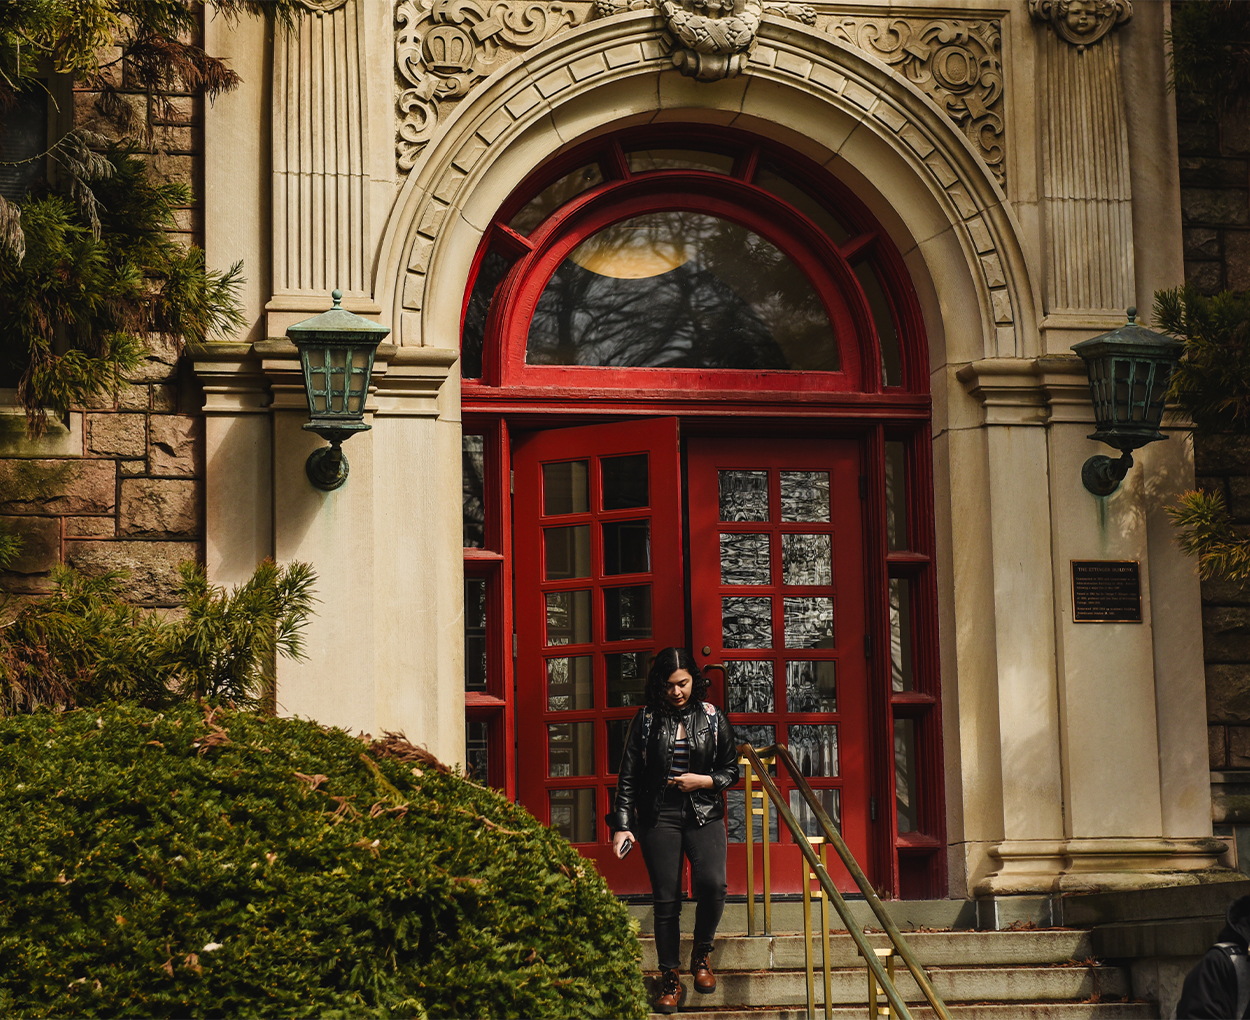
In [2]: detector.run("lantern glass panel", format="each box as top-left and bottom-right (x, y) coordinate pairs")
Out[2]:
(348, 352), (368, 413)
(329, 349), (347, 412)
(1148, 364), (1173, 424)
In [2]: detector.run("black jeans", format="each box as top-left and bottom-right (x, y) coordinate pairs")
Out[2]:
(639, 786), (728, 971)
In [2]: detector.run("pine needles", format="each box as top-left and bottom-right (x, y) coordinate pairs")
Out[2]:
(0, 559), (317, 715)
(1168, 488), (1250, 585)
(1155, 287), (1250, 436)
(1154, 287), (1250, 587)
(0, 1), (290, 433)
(0, 145), (245, 435)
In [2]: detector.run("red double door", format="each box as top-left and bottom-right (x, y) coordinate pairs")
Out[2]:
(513, 418), (871, 894)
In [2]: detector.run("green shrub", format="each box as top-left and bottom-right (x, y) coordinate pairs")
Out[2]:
(0, 702), (647, 1019)
(0, 560), (315, 715)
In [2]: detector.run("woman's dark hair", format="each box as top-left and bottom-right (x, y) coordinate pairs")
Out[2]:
(644, 647), (710, 713)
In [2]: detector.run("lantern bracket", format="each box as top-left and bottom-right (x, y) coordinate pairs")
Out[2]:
(306, 441), (349, 491)
(1081, 450), (1133, 497)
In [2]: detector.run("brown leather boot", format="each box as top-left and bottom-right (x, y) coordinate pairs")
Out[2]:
(691, 942), (716, 994)
(653, 967), (686, 1014)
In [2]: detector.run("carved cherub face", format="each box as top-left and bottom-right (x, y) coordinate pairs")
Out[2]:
(1058, 0), (1101, 36)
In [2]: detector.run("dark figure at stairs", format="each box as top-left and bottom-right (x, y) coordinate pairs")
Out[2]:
(1177, 894), (1250, 1018)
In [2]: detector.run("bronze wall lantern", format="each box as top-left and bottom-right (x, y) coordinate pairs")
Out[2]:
(1071, 308), (1183, 496)
(286, 290), (391, 491)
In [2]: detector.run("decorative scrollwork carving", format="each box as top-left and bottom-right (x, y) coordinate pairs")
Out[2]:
(395, 0), (582, 171)
(832, 17), (1005, 186)
(1028, 0), (1131, 50)
(592, 0), (814, 80)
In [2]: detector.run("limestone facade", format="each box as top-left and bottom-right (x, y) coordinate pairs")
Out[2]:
(0, 0), (1236, 905)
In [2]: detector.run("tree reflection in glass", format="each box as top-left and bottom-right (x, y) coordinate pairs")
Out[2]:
(526, 211), (838, 371)
(725, 659), (774, 713)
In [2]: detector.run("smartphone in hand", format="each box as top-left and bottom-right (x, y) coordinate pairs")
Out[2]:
(618, 837), (633, 859)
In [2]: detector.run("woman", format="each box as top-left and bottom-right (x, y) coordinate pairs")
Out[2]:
(609, 647), (740, 1014)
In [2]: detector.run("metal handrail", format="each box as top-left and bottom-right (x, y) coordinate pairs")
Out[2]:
(737, 741), (952, 1020)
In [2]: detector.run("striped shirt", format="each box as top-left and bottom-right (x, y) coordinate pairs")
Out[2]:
(669, 736), (690, 781)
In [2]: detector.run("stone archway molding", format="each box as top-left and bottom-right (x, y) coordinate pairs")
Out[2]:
(373, 9), (1041, 364)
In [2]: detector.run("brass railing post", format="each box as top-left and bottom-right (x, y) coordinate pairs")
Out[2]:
(866, 947), (897, 1019)
(760, 756), (772, 935)
(744, 757), (756, 938)
(740, 751), (775, 939)
(820, 843), (832, 1019)
(802, 837), (834, 1020)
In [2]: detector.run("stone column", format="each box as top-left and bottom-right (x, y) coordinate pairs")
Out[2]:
(370, 348), (462, 765)
(957, 360), (1067, 897)
(192, 342), (461, 758)
(258, 338), (379, 736)
(961, 357), (1225, 902)
(194, 346), (273, 587)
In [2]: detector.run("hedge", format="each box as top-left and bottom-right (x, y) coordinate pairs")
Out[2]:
(0, 702), (647, 1019)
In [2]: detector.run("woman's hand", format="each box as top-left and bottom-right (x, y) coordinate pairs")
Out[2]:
(668, 773), (714, 793)
(612, 829), (636, 859)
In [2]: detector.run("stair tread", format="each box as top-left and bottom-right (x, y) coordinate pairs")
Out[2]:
(635, 928), (1154, 1016)
(646, 1005), (1158, 1020)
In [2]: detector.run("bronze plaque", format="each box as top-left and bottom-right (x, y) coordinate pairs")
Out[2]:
(1071, 560), (1142, 624)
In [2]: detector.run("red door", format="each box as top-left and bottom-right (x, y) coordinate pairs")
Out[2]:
(513, 418), (685, 892)
(687, 438), (872, 894)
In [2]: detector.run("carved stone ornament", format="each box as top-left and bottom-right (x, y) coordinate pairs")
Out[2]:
(297, 0), (351, 11)
(1028, 0), (1132, 49)
(832, 18), (1005, 186)
(592, 0), (815, 81)
(395, 0), (582, 171)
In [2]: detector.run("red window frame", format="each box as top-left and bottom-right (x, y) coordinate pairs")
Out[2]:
(462, 421), (515, 796)
(459, 125), (945, 898)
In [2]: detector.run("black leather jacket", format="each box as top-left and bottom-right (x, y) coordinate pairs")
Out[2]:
(608, 701), (740, 832)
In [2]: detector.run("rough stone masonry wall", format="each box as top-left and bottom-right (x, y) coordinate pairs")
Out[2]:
(1174, 90), (1250, 770)
(0, 33), (206, 609)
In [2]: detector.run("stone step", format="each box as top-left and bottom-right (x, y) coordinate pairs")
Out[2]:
(639, 930), (1097, 970)
(648, 1005), (1157, 1020)
(628, 898), (978, 935)
(639, 963), (1131, 1008)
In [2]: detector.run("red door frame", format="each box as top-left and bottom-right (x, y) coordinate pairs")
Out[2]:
(459, 125), (946, 899)
(687, 437), (871, 894)
(512, 418), (685, 892)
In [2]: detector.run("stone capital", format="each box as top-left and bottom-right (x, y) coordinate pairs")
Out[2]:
(957, 358), (1048, 426)
(373, 346), (459, 419)
(192, 343), (269, 415)
(958, 356), (1098, 428)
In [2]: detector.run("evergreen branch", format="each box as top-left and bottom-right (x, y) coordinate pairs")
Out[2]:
(0, 523), (22, 573)
(1154, 286), (1250, 436)
(51, 131), (116, 238)
(1166, 489), (1250, 585)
